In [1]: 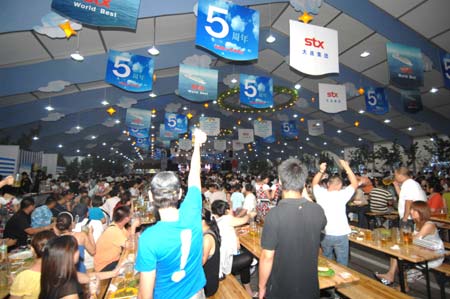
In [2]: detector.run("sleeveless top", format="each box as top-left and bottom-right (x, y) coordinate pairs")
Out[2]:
(216, 215), (238, 276)
(203, 230), (220, 297)
(422, 221), (444, 268)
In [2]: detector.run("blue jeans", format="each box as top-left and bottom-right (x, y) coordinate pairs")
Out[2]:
(321, 234), (349, 266)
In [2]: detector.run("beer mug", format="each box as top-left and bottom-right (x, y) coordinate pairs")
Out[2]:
(12, 173), (21, 188)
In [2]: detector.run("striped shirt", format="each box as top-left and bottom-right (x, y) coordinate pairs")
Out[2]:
(369, 188), (392, 213)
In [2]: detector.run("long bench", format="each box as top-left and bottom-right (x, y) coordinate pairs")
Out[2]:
(431, 263), (450, 299)
(207, 274), (251, 299)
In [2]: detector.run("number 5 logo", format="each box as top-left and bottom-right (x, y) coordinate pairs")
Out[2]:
(205, 6), (229, 39)
(167, 114), (177, 128)
(366, 90), (377, 106)
(444, 58), (450, 80)
(282, 123), (290, 132)
(244, 79), (257, 97)
(112, 56), (131, 78)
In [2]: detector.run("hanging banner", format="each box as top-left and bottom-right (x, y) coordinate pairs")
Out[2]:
(232, 140), (244, 151)
(178, 64), (218, 102)
(281, 121), (298, 139)
(214, 140), (227, 152)
(318, 83), (347, 113)
(178, 139), (192, 151)
(253, 120), (272, 138)
(125, 108), (151, 130)
(308, 119), (324, 136)
(239, 74), (273, 108)
(199, 117), (221, 136)
(440, 52), (450, 89)
(364, 87), (389, 115)
(238, 129), (254, 144)
(128, 127), (149, 138)
(136, 137), (150, 149)
(164, 113), (188, 134)
(401, 90), (423, 113)
(386, 42), (423, 89)
(105, 50), (154, 92)
(51, 0), (141, 29)
(289, 20), (339, 76)
(159, 124), (177, 140)
(196, 0), (259, 61)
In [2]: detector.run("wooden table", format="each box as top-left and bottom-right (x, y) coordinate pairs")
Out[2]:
(431, 213), (450, 225)
(349, 226), (448, 299)
(238, 228), (359, 290)
(103, 245), (136, 299)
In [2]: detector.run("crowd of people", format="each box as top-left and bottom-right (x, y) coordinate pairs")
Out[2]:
(1, 130), (449, 299)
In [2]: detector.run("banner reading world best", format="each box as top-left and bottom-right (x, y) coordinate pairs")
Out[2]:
(240, 75), (273, 108)
(52, 0), (140, 29)
(164, 113), (188, 134)
(364, 87), (389, 115)
(125, 108), (151, 130)
(178, 64), (218, 102)
(105, 50), (154, 92)
(196, 0), (259, 61)
(386, 42), (423, 89)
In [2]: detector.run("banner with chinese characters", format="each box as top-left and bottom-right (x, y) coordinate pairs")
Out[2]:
(164, 113), (188, 134)
(159, 124), (177, 140)
(178, 139), (192, 151)
(318, 83), (347, 113)
(178, 64), (218, 102)
(386, 42), (423, 89)
(281, 121), (298, 139)
(364, 87), (389, 115)
(196, 0), (259, 61)
(128, 127), (149, 138)
(440, 52), (450, 89)
(232, 140), (244, 151)
(214, 140), (227, 152)
(125, 108), (151, 130)
(238, 129), (254, 144)
(308, 119), (324, 136)
(136, 137), (150, 149)
(239, 74), (273, 108)
(52, 0), (141, 29)
(105, 50), (154, 92)
(401, 90), (423, 113)
(253, 120), (272, 138)
(199, 117), (221, 136)
(289, 20), (339, 76)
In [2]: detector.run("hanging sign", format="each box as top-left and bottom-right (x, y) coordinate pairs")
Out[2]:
(214, 140), (227, 152)
(196, 0), (259, 61)
(364, 87), (389, 115)
(178, 64), (218, 102)
(199, 117), (221, 136)
(308, 119), (324, 136)
(159, 124), (177, 140)
(318, 83), (347, 113)
(136, 137), (150, 149)
(105, 50), (154, 92)
(281, 121), (298, 139)
(125, 108), (151, 130)
(232, 140), (244, 151)
(128, 127), (149, 138)
(51, 0), (141, 29)
(238, 129), (254, 144)
(253, 120), (272, 138)
(401, 90), (423, 113)
(440, 52), (450, 89)
(239, 74), (273, 108)
(164, 113), (188, 134)
(178, 139), (192, 151)
(262, 135), (275, 143)
(289, 20), (339, 76)
(386, 42), (423, 89)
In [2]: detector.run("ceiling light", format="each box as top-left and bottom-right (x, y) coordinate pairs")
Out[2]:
(294, 83), (301, 90)
(149, 92), (157, 98)
(430, 137), (434, 141)
(76, 125), (82, 130)
(70, 51), (84, 62)
(337, 129), (342, 133)
(102, 142), (106, 146)
(76, 149), (80, 153)
(91, 135), (96, 140)
(299, 146), (303, 150)
(306, 137), (310, 141)
(358, 109), (365, 114)
(183, 106), (188, 111)
(266, 34), (276, 44)
(101, 100), (109, 106)
(213, 100), (217, 104)
(32, 136), (39, 140)
(58, 144), (63, 148)
(360, 51), (370, 58)
(87, 154), (91, 157)
(430, 87), (439, 94)
(341, 150), (345, 153)
(407, 127), (413, 131)
(323, 142), (327, 145)
(231, 77), (238, 84)
(248, 117), (252, 121)
(358, 138), (362, 141)
(115, 119), (121, 124)
(148, 46), (160, 56)
(293, 114), (298, 118)
(45, 105), (54, 111)
(151, 125), (155, 129)
(384, 119), (391, 123)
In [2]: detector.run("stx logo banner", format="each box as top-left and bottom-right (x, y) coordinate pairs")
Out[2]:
(319, 83), (347, 113)
(289, 20), (339, 76)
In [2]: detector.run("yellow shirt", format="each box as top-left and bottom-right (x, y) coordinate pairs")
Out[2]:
(10, 269), (41, 299)
(94, 224), (128, 271)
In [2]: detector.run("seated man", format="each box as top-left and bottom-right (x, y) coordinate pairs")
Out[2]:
(31, 195), (57, 228)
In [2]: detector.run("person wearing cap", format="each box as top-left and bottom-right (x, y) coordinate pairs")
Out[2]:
(31, 195), (57, 228)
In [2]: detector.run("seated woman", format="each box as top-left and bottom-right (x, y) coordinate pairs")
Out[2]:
(375, 201), (444, 288)
(202, 209), (221, 297)
(428, 183), (446, 214)
(10, 231), (57, 299)
(211, 200), (257, 298)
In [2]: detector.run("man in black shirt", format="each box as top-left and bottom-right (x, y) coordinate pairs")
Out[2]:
(259, 158), (327, 299)
(4, 197), (53, 251)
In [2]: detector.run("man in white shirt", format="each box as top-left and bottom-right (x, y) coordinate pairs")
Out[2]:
(237, 184), (257, 217)
(393, 167), (426, 224)
(312, 160), (358, 266)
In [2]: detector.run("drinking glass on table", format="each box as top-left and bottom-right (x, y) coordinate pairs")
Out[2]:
(401, 223), (413, 245)
(124, 262), (134, 281)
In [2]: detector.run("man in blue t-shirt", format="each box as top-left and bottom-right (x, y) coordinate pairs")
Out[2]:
(136, 129), (207, 299)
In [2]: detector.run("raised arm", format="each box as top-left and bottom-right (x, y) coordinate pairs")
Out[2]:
(188, 129), (206, 189)
(339, 160), (358, 190)
(312, 163), (327, 187)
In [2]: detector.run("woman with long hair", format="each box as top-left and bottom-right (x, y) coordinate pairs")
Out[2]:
(202, 208), (221, 297)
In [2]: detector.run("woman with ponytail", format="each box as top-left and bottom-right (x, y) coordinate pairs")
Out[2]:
(202, 208), (221, 297)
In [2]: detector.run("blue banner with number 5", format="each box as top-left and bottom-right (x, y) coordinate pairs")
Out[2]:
(281, 121), (298, 139)
(364, 87), (388, 115)
(164, 113), (188, 134)
(196, 0), (259, 61)
(105, 50), (154, 92)
(440, 52), (450, 89)
(240, 74), (273, 108)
